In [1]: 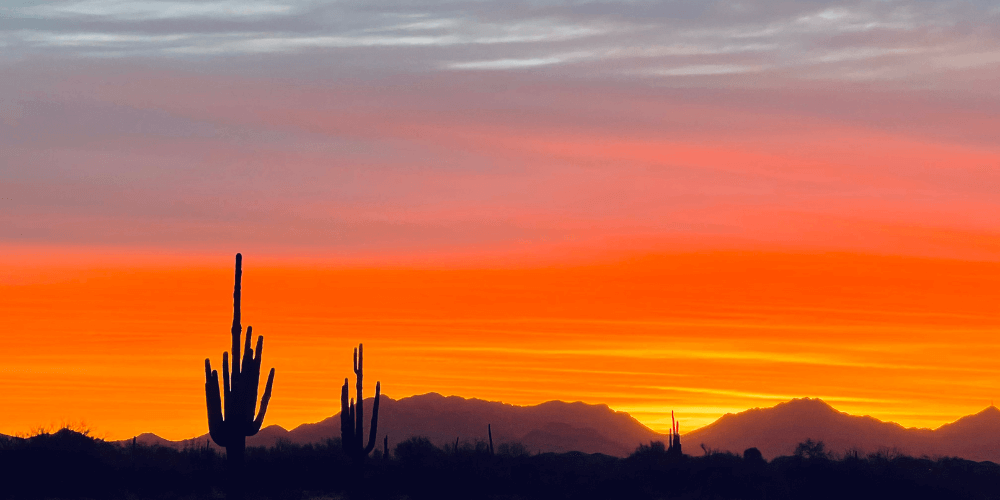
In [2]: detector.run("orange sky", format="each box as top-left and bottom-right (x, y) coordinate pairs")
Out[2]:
(4, 0), (1000, 443)
(3, 250), (999, 440)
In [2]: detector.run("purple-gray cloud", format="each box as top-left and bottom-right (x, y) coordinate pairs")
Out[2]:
(2, 1), (1000, 261)
(2, 0), (997, 83)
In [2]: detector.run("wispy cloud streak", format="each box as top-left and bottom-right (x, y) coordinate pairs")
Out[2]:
(25, 0), (295, 21)
(3, 0), (998, 82)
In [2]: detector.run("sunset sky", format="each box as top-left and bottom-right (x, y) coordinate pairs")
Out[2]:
(2, 0), (1000, 441)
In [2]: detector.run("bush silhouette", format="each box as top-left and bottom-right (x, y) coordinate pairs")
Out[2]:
(744, 447), (765, 464)
(794, 438), (829, 460)
(395, 436), (444, 467)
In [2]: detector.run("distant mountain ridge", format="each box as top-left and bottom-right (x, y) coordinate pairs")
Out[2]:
(686, 398), (1000, 461)
(119, 395), (1000, 462)
(127, 393), (661, 457)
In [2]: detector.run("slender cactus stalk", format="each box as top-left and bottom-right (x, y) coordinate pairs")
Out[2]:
(204, 253), (276, 499)
(488, 424), (495, 456)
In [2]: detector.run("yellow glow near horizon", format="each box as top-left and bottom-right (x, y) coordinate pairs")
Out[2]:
(2, 250), (999, 440)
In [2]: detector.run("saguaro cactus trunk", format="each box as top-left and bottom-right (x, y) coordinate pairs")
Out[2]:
(341, 343), (381, 463)
(204, 253), (276, 499)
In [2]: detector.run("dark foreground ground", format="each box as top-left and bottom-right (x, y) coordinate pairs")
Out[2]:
(3, 430), (1000, 500)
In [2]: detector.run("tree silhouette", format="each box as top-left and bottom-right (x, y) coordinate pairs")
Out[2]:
(793, 439), (828, 460)
(204, 253), (276, 499)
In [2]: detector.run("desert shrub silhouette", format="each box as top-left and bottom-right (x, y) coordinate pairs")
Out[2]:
(793, 438), (830, 460)
(204, 253), (276, 499)
(744, 447), (765, 464)
(497, 440), (530, 458)
(395, 436), (444, 468)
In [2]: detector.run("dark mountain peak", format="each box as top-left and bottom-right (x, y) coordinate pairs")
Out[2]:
(937, 405), (1000, 436)
(405, 392), (444, 400)
(707, 397), (839, 425)
(258, 424), (289, 435)
(965, 405), (1000, 422)
(538, 400), (608, 409)
(955, 405), (1000, 422)
(685, 397), (1000, 461)
(535, 400), (615, 415)
(398, 392), (480, 406)
(131, 433), (174, 447)
(685, 397), (929, 459)
(777, 397), (837, 413)
(979, 405), (1000, 415)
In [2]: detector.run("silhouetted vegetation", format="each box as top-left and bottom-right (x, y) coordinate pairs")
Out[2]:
(204, 253), (276, 499)
(341, 343), (381, 464)
(5, 432), (1000, 499)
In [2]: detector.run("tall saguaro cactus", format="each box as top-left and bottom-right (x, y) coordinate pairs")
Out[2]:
(341, 343), (381, 462)
(204, 253), (276, 497)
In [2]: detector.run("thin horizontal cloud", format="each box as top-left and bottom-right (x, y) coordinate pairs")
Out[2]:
(25, 0), (295, 21)
(411, 345), (998, 373)
(449, 56), (567, 70)
(16, 20), (614, 55)
(20, 30), (195, 46)
(652, 64), (764, 76)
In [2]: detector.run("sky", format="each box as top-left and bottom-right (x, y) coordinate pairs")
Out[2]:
(1, 0), (1000, 441)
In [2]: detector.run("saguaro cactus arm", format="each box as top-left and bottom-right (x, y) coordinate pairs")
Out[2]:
(205, 359), (226, 447)
(363, 381), (381, 455)
(355, 346), (364, 448)
(340, 378), (351, 451)
(251, 367), (276, 435)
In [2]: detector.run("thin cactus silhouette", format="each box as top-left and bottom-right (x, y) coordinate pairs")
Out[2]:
(488, 424), (494, 455)
(667, 410), (682, 457)
(204, 253), (275, 498)
(340, 343), (381, 462)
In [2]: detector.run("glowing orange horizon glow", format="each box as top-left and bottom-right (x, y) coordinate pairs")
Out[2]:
(2, 250), (999, 441)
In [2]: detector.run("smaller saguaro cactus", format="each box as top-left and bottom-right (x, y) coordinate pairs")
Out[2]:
(341, 343), (381, 462)
(667, 410), (682, 457)
(204, 254), (276, 498)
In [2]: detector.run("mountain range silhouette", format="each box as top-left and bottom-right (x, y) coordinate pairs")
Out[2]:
(687, 397), (1000, 461)
(121, 395), (1000, 462)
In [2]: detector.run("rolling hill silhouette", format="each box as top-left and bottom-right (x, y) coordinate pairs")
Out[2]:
(122, 396), (1000, 462)
(131, 393), (661, 456)
(686, 398), (1000, 461)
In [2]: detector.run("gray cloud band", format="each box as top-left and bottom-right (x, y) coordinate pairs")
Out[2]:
(2, 0), (998, 79)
